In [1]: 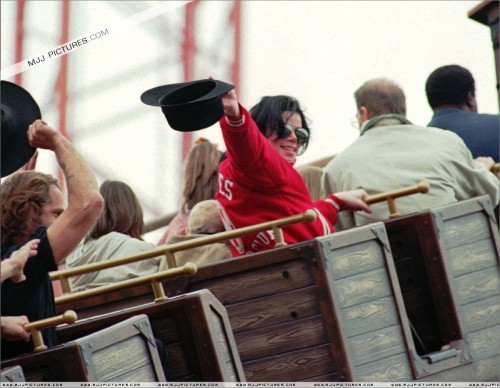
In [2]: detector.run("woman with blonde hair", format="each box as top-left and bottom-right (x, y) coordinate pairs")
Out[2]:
(158, 138), (221, 245)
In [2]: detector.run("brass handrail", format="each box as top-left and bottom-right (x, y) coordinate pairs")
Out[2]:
(364, 181), (430, 218)
(55, 263), (197, 305)
(23, 310), (77, 352)
(51, 210), (317, 293)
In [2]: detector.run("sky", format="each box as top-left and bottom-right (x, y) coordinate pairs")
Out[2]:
(1, 1), (497, 243)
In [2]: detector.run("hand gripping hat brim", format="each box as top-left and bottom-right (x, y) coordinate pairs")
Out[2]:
(1, 81), (41, 177)
(140, 79), (235, 132)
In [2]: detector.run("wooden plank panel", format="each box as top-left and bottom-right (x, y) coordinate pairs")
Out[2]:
(333, 268), (392, 309)
(461, 295), (500, 333)
(440, 213), (490, 249)
(164, 342), (189, 380)
(208, 306), (238, 382)
(149, 315), (178, 344)
(417, 354), (500, 382)
(299, 373), (339, 382)
(325, 240), (385, 280)
(447, 239), (498, 277)
(349, 325), (406, 367)
(1, 366), (25, 382)
(226, 286), (320, 333)
(355, 353), (413, 382)
(234, 315), (328, 362)
(55, 283), (154, 318)
(341, 297), (399, 338)
(467, 325), (500, 360)
(189, 259), (314, 305)
(92, 336), (153, 381)
(56, 291), (244, 382)
(454, 267), (500, 305)
(242, 344), (334, 382)
(74, 315), (164, 382)
(101, 365), (158, 383)
(0, 345), (89, 382)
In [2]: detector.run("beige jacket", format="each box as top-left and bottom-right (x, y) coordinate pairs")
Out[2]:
(66, 232), (161, 292)
(322, 115), (500, 231)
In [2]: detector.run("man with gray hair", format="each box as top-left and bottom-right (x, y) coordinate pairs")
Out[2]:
(322, 78), (499, 231)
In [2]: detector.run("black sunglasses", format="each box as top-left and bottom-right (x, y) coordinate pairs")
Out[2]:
(279, 123), (309, 155)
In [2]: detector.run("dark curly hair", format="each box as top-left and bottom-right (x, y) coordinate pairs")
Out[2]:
(1, 171), (59, 245)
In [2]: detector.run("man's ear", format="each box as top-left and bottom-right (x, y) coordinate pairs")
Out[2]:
(466, 91), (478, 113)
(358, 106), (370, 127)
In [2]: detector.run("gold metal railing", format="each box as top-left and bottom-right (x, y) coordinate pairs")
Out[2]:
(54, 263), (197, 305)
(24, 310), (77, 352)
(50, 210), (317, 294)
(364, 181), (430, 218)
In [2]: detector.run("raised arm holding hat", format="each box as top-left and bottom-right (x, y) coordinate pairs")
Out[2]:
(1, 81), (104, 359)
(140, 78), (371, 256)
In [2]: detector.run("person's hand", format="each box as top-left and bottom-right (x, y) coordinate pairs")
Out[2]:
(27, 120), (63, 151)
(0, 316), (31, 342)
(2, 239), (40, 283)
(334, 189), (373, 213)
(209, 76), (240, 118)
(475, 156), (495, 171)
(221, 89), (240, 118)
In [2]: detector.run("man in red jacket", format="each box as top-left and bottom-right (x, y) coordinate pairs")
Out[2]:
(216, 89), (372, 257)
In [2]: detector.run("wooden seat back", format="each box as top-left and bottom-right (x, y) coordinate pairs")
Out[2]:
(56, 290), (245, 382)
(162, 196), (500, 382)
(1, 315), (165, 382)
(164, 222), (392, 382)
(1, 366), (25, 382)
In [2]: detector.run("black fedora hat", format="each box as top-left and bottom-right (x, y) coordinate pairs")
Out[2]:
(1, 81), (41, 177)
(141, 79), (235, 132)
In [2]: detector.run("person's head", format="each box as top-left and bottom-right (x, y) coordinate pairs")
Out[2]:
(87, 180), (144, 241)
(354, 78), (406, 129)
(250, 95), (310, 165)
(425, 64), (477, 112)
(187, 199), (224, 235)
(296, 165), (325, 201)
(181, 138), (221, 213)
(1, 171), (62, 245)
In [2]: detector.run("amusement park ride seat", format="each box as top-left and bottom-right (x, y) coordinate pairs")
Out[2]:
(165, 195), (500, 382)
(4, 190), (498, 383)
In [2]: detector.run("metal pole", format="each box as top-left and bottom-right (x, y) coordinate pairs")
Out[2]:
(181, 0), (198, 159)
(230, 0), (241, 92)
(55, 0), (71, 191)
(14, 0), (26, 85)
